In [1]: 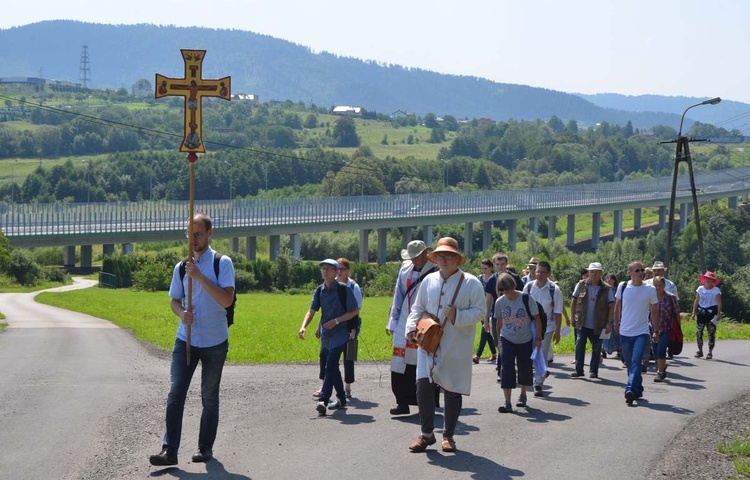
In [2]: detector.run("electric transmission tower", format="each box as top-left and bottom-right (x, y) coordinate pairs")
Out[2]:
(79, 45), (91, 87)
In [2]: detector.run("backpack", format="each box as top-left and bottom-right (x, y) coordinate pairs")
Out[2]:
(521, 293), (548, 335)
(315, 282), (360, 331)
(523, 281), (556, 311)
(179, 252), (237, 327)
(668, 295), (684, 355)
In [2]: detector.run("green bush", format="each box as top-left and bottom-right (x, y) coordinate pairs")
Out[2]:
(235, 268), (257, 293)
(132, 262), (172, 292)
(43, 266), (69, 283)
(10, 250), (43, 285)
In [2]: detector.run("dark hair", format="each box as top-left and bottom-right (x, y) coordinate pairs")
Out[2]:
(193, 212), (212, 231)
(497, 273), (517, 294)
(580, 268), (589, 276)
(481, 258), (493, 268)
(606, 273), (618, 284)
(537, 261), (551, 272)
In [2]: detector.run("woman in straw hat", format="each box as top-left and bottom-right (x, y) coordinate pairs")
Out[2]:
(691, 271), (722, 359)
(405, 237), (485, 453)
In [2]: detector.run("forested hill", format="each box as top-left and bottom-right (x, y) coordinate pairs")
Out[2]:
(0, 20), (735, 131)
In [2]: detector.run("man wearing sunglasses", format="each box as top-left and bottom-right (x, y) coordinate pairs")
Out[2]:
(614, 261), (659, 406)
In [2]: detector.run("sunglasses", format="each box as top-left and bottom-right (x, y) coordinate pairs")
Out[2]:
(632, 268), (644, 273)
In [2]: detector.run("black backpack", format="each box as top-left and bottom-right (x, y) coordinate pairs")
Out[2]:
(521, 293), (548, 335)
(179, 252), (236, 327)
(315, 282), (360, 331)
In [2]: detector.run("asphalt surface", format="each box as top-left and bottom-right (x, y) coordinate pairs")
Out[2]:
(1, 279), (749, 479)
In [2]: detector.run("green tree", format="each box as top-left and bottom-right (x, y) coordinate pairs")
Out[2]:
(333, 117), (360, 147)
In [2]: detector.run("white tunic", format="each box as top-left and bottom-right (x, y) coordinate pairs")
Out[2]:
(388, 260), (436, 373)
(405, 269), (486, 395)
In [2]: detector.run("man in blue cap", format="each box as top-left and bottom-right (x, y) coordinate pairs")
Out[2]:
(299, 259), (360, 416)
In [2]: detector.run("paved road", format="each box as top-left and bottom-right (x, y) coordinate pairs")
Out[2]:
(1, 281), (749, 479)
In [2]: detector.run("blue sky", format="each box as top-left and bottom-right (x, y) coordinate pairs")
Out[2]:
(2, 0), (748, 103)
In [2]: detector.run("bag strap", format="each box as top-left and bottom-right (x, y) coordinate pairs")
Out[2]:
(405, 265), (438, 297)
(521, 293), (533, 320)
(443, 272), (465, 326)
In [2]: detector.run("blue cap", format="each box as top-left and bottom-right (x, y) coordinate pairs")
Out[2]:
(319, 258), (339, 268)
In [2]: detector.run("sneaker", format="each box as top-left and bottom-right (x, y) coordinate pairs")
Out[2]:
(488, 355), (497, 363)
(328, 399), (347, 410)
(345, 389), (352, 399)
(498, 403), (513, 413)
(653, 372), (665, 383)
(695, 351), (703, 358)
(570, 371), (584, 378)
(706, 352), (713, 360)
(149, 448), (178, 466)
(516, 394), (527, 408)
(441, 437), (457, 452)
(390, 404), (410, 415)
(544, 370), (550, 378)
(625, 390), (635, 405)
(316, 401), (327, 416)
(472, 355), (480, 364)
(409, 434), (436, 452)
(534, 386), (544, 397)
(589, 372), (598, 379)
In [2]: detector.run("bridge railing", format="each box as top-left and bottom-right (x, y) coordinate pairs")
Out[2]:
(1, 166), (749, 237)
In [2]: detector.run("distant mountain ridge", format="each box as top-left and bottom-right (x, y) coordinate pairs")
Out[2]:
(1, 20), (747, 133)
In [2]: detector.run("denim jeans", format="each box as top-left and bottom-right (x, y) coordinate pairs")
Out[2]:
(620, 333), (649, 396)
(164, 339), (228, 454)
(475, 327), (497, 357)
(320, 341), (346, 404)
(655, 331), (670, 359)
(574, 327), (602, 375)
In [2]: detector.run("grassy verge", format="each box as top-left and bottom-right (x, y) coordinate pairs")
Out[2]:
(32, 289), (750, 364)
(719, 428), (750, 477)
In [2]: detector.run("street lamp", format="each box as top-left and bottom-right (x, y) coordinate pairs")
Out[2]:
(224, 161), (233, 200)
(665, 97), (721, 272)
(10, 160), (16, 205)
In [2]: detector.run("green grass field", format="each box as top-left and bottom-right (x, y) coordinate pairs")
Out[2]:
(31, 287), (750, 364)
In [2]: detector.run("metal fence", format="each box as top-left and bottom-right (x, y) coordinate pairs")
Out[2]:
(2, 166), (750, 242)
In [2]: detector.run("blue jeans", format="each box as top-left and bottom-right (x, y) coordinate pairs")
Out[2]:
(620, 333), (649, 396)
(320, 342), (346, 404)
(574, 327), (602, 375)
(655, 331), (670, 360)
(164, 339), (228, 453)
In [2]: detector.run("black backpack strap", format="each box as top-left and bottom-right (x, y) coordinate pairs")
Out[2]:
(213, 252), (222, 279)
(521, 293), (533, 320)
(337, 282), (348, 311)
(404, 265), (438, 297)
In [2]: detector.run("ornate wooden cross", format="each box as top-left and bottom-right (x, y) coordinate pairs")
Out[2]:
(155, 49), (231, 364)
(155, 49), (231, 153)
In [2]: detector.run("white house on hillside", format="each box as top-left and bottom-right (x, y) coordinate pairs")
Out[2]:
(332, 105), (362, 116)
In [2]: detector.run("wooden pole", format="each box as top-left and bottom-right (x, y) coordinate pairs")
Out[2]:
(186, 153), (198, 365)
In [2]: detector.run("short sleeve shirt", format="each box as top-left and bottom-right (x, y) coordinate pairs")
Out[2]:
(495, 294), (539, 344)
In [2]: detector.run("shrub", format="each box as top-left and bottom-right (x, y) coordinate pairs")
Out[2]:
(10, 250), (43, 285)
(132, 262), (172, 292)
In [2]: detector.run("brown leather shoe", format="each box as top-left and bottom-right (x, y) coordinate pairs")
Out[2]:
(441, 437), (456, 452)
(408, 434), (436, 452)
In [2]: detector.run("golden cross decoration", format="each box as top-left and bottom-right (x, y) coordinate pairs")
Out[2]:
(155, 49), (231, 153)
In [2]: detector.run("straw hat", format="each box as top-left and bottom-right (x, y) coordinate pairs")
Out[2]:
(426, 237), (466, 265)
(527, 257), (541, 268)
(587, 262), (603, 271)
(652, 261), (667, 271)
(699, 271), (720, 285)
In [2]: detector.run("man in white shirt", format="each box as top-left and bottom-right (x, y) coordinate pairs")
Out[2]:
(523, 261), (562, 397)
(614, 261), (659, 406)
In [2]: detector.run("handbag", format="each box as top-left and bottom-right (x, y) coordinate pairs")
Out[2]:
(415, 273), (464, 354)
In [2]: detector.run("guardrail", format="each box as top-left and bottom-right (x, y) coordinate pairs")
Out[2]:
(2, 166), (750, 246)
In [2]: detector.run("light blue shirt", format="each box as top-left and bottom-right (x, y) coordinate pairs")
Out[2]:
(169, 246), (234, 348)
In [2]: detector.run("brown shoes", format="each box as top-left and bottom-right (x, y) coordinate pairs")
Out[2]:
(441, 437), (456, 452)
(409, 434), (436, 452)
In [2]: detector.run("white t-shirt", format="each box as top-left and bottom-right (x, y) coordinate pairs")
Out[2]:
(616, 281), (658, 337)
(526, 280), (563, 334)
(696, 285), (721, 308)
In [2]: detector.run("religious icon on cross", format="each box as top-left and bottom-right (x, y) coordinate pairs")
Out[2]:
(155, 49), (231, 153)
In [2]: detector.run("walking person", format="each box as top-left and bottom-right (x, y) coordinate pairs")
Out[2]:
(485, 253), (524, 380)
(406, 238), (485, 453)
(495, 273), (544, 413)
(474, 258), (497, 364)
(569, 262), (614, 379)
(603, 273), (624, 364)
(298, 259), (360, 416)
(150, 213), (235, 466)
(336, 257), (362, 399)
(386, 241), (437, 415)
(523, 261), (562, 396)
(614, 261), (659, 405)
(691, 271), (722, 360)
(652, 276), (679, 382)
